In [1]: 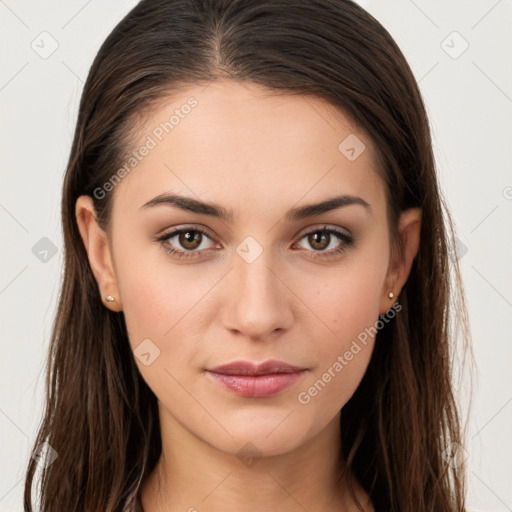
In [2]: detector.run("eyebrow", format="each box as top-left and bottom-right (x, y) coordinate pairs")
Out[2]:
(140, 193), (372, 222)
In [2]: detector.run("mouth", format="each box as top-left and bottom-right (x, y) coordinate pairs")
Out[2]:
(205, 359), (307, 398)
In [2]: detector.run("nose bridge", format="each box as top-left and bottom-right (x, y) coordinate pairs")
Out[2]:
(221, 239), (292, 339)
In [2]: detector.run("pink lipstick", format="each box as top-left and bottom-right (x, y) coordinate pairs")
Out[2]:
(206, 359), (307, 398)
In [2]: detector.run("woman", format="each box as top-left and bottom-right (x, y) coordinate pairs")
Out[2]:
(23, 0), (473, 511)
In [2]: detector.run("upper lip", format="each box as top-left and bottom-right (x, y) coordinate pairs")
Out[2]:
(207, 359), (306, 376)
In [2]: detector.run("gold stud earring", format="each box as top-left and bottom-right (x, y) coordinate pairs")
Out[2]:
(105, 295), (115, 302)
(388, 291), (394, 299)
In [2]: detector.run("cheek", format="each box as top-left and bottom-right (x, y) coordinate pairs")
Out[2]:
(296, 256), (386, 346)
(296, 341), (373, 429)
(114, 234), (211, 342)
(115, 259), (209, 402)
(293, 255), (386, 412)
(113, 243), (225, 393)
(295, 284), (379, 422)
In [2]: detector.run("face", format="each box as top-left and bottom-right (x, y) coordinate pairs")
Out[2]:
(78, 78), (420, 458)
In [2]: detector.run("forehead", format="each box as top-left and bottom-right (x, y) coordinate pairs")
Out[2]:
(112, 79), (385, 219)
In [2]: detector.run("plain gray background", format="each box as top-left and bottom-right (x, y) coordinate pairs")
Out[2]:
(1, 1), (511, 510)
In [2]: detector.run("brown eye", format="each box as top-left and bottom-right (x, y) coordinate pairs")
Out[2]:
(178, 230), (203, 250)
(307, 231), (330, 251)
(295, 226), (355, 260)
(156, 226), (218, 259)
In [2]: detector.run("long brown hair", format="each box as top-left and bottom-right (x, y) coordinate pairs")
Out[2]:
(24, 1), (474, 510)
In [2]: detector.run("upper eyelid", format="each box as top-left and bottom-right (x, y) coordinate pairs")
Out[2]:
(294, 224), (352, 240)
(158, 225), (216, 243)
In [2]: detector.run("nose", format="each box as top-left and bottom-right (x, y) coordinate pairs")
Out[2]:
(221, 249), (295, 342)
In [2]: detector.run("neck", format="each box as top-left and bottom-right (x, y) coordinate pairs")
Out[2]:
(139, 406), (372, 512)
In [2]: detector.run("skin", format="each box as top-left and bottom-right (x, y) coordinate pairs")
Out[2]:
(76, 78), (421, 512)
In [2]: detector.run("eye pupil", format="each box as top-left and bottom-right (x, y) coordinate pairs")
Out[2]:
(309, 232), (329, 250)
(179, 230), (202, 250)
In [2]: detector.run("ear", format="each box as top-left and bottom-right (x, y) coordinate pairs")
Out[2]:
(379, 207), (422, 314)
(75, 195), (122, 312)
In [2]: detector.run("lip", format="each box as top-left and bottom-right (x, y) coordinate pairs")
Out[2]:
(205, 359), (307, 398)
(208, 359), (306, 376)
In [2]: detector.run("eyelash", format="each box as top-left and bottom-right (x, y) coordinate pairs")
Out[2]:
(156, 225), (354, 261)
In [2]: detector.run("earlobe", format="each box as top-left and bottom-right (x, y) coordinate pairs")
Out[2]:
(75, 195), (122, 311)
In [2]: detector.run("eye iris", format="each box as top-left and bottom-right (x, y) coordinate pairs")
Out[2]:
(309, 232), (329, 250)
(179, 230), (202, 250)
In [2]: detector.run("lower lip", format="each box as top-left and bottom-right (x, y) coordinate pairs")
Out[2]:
(206, 370), (306, 397)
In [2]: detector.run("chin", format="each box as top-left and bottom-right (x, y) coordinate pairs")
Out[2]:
(203, 421), (311, 459)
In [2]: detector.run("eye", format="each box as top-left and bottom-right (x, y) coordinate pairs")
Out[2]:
(294, 225), (354, 259)
(156, 227), (218, 259)
(156, 224), (354, 261)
